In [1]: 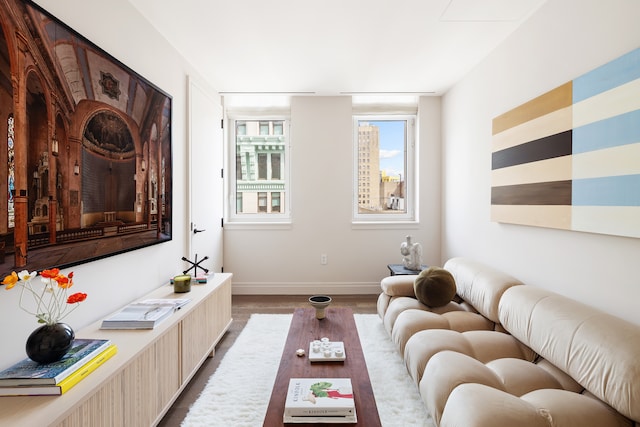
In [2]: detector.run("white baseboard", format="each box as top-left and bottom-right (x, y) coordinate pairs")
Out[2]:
(232, 281), (381, 295)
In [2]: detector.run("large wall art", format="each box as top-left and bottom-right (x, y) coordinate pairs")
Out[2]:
(491, 47), (639, 238)
(0, 0), (172, 278)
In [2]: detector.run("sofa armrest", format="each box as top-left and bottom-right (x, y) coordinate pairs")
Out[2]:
(441, 384), (632, 427)
(440, 384), (553, 427)
(380, 274), (418, 297)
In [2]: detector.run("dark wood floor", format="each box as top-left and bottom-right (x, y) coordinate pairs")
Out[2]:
(157, 294), (379, 427)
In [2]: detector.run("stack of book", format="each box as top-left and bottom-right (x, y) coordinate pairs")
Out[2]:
(284, 378), (357, 423)
(100, 298), (189, 329)
(170, 275), (209, 284)
(0, 338), (116, 396)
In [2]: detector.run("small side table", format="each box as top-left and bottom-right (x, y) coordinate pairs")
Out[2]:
(387, 264), (428, 276)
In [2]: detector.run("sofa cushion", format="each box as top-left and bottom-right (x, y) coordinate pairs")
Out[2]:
(439, 383), (630, 427)
(499, 285), (640, 422)
(413, 266), (457, 307)
(444, 257), (523, 323)
(392, 309), (491, 356)
(404, 329), (535, 385)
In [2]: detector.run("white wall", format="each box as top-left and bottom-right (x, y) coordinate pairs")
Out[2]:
(0, 0), (216, 368)
(442, 0), (640, 325)
(225, 96), (442, 294)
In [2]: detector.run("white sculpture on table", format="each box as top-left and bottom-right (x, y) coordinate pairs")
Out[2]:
(400, 235), (422, 270)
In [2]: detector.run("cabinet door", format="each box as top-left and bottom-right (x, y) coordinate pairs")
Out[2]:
(59, 327), (180, 427)
(181, 277), (232, 382)
(121, 327), (181, 426)
(59, 376), (123, 427)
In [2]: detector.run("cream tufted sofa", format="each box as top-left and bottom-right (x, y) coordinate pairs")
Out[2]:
(378, 258), (640, 427)
(378, 257), (523, 358)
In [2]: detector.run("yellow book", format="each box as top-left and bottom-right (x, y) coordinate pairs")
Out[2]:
(0, 344), (117, 396)
(58, 344), (118, 394)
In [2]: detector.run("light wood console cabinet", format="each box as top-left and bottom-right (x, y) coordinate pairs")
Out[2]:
(0, 273), (233, 427)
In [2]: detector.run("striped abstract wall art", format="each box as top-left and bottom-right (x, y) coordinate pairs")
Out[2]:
(491, 47), (640, 238)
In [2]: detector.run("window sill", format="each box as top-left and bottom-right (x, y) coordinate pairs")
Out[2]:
(351, 220), (420, 230)
(224, 221), (293, 230)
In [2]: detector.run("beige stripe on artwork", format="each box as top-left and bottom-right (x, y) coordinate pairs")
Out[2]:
(573, 143), (640, 180)
(491, 205), (572, 230)
(492, 106), (573, 152)
(573, 78), (640, 128)
(492, 156), (572, 187)
(572, 206), (640, 238)
(492, 82), (573, 135)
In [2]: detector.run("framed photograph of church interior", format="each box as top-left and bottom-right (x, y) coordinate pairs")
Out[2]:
(0, 0), (173, 278)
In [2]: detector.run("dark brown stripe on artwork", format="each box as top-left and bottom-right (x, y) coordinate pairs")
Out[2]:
(491, 180), (572, 205)
(492, 130), (572, 170)
(492, 82), (573, 135)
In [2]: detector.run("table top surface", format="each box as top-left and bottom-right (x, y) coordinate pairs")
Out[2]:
(387, 263), (428, 275)
(263, 307), (381, 427)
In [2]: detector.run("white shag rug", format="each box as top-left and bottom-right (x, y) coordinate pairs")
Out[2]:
(181, 314), (434, 427)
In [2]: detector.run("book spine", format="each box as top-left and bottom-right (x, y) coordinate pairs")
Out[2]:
(284, 407), (355, 417)
(0, 385), (62, 396)
(58, 345), (118, 394)
(53, 340), (113, 384)
(282, 414), (357, 424)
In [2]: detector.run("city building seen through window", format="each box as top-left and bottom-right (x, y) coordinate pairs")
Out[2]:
(354, 116), (415, 220)
(232, 119), (288, 219)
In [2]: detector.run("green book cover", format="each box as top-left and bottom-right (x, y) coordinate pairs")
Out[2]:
(0, 338), (111, 386)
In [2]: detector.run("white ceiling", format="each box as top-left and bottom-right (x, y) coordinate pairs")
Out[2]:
(127, 0), (547, 96)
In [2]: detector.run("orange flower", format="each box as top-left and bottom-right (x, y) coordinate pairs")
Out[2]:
(55, 274), (72, 289)
(3, 269), (87, 324)
(67, 292), (87, 304)
(2, 271), (18, 290)
(41, 268), (60, 279)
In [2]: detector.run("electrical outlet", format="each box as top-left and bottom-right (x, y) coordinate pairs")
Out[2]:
(320, 254), (328, 265)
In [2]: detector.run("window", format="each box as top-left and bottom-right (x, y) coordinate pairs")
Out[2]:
(258, 192), (267, 212)
(236, 192), (243, 213)
(271, 153), (281, 180)
(230, 118), (290, 221)
(236, 154), (242, 180)
(258, 153), (267, 180)
(271, 192), (281, 212)
(353, 115), (415, 221)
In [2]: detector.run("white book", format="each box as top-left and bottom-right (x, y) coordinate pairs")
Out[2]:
(283, 413), (357, 424)
(284, 378), (356, 420)
(134, 298), (191, 310)
(100, 304), (174, 329)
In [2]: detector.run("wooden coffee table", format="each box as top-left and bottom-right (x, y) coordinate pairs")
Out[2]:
(263, 307), (381, 426)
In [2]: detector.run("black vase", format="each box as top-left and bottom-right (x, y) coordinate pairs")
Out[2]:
(25, 323), (75, 364)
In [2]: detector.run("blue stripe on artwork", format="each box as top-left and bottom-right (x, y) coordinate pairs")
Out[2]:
(573, 48), (640, 103)
(573, 109), (640, 154)
(573, 174), (640, 206)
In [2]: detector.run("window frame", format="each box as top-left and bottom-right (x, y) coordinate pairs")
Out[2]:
(227, 115), (291, 225)
(352, 114), (417, 223)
